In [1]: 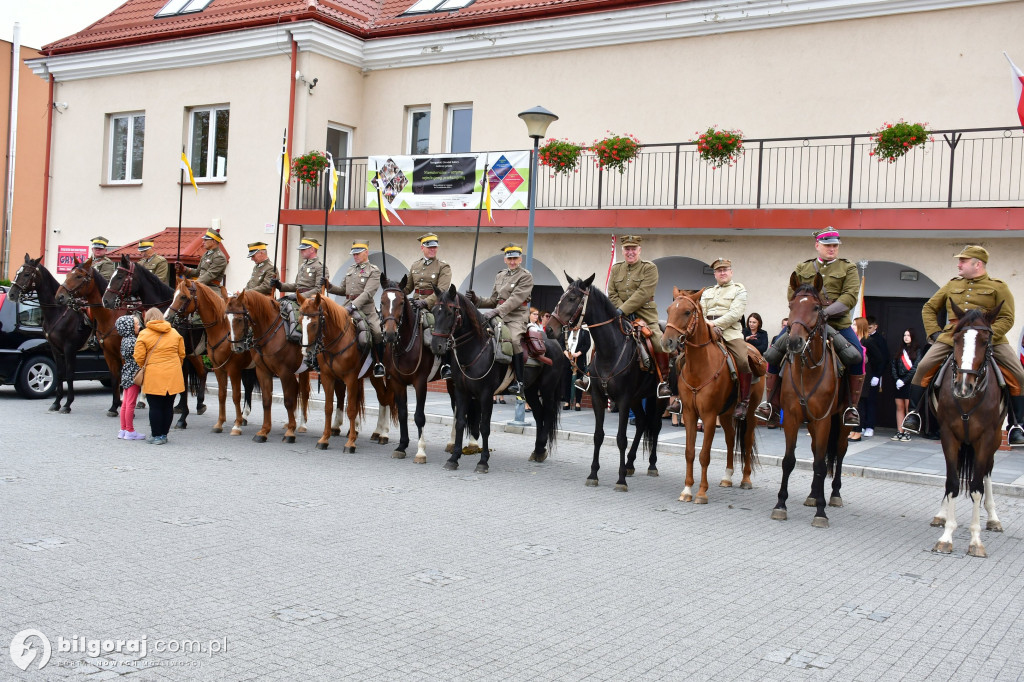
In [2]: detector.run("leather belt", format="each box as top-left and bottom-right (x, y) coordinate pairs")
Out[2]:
(415, 288), (433, 295)
(346, 295), (358, 301)
(707, 315), (720, 320)
(497, 299), (529, 307)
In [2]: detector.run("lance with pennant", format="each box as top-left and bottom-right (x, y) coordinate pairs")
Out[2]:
(468, 159), (490, 293)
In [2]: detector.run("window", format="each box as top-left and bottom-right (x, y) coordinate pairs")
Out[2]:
(17, 298), (43, 328)
(403, 0), (475, 14)
(188, 106), (229, 179)
(446, 104), (472, 154)
(155, 0), (215, 18)
(407, 107), (430, 155)
(109, 112), (145, 182)
(326, 125), (353, 208)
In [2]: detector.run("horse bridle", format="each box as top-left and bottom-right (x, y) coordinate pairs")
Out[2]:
(300, 304), (355, 363)
(431, 297), (498, 381)
(550, 285), (624, 335)
(951, 326), (994, 401)
(784, 293), (840, 421)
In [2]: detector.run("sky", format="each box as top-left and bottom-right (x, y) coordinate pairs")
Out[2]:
(0, 0), (128, 50)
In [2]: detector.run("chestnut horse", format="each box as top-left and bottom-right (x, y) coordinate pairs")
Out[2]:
(661, 287), (761, 504)
(54, 258), (123, 417)
(224, 290), (310, 443)
(770, 273), (852, 528)
(931, 303), (1006, 557)
(165, 279), (257, 435)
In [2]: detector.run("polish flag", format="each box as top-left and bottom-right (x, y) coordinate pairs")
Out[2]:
(1006, 52), (1024, 127)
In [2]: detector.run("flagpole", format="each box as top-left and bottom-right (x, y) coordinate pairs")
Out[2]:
(468, 161), (489, 293)
(373, 168), (388, 280)
(274, 128), (287, 272)
(322, 159), (330, 289)
(177, 145), (185, 264)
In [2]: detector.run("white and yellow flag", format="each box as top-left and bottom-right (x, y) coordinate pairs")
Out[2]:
(180, 152), (198, 194)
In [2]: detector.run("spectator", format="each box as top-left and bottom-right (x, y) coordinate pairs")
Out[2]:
(891, 328), (922, 441)
(115, 313), (146, 441)
(848, 317), (870, 441)
(744, 312), (769, 353)
(862, 316), (890, 439)
(134, 307), (186, 446)
(562, 326), (591, 411)
(765, 317), (788, 428)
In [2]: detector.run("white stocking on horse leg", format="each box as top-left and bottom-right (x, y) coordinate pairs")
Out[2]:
(930, 498), (948, 527)
(968, 491), (987, 557)
(331, 408), (344, 436)
(983, 475), (1003, 532)
(721, 467), (734, 487)
(934, 494), (956, 553)
(414, 432), (427, 464)
(372, 406), (389, 444)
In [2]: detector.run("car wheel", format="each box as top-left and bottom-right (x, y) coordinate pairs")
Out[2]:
(16, 355), (57, 399)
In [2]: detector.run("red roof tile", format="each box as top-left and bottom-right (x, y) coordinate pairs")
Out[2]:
(43, 0), (676, 54)
(109, 227), (231, 266)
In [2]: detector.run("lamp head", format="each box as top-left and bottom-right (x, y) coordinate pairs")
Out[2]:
(518, 106), (558, 139)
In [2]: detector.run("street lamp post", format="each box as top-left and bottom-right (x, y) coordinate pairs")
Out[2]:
(518, 106), (558, 271)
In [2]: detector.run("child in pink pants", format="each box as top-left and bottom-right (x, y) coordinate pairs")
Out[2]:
(115, 314), (146, 440)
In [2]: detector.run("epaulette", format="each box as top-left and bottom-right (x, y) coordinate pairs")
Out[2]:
(989, 277), (1005, 284)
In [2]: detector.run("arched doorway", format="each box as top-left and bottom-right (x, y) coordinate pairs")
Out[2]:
(459, 257), (564, 314)
(329, 251), (407, 306)
(651, 256), (715, 319)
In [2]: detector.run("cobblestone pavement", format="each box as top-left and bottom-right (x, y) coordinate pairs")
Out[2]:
(3, 386), (1024, 681)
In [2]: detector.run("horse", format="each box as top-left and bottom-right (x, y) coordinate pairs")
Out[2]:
(165, 279), (257, 435)
(661, 287), (761, 504)
(770, 273), (852, 528)
(103, 255), (208, 428)
(546, 273), (666, 491)
(224, 289), (310, 443)
(930, 303), (1006, 557)
(53, 258), (123, 417)
(8, 254), (95, 413)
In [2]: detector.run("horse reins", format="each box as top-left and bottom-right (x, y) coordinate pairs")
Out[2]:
(786, 304), (840, 422)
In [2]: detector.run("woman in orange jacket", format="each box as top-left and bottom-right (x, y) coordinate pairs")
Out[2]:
(134, 307), (186, 445)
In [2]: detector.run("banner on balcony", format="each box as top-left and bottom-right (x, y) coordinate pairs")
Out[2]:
(367, 152), (530, 211)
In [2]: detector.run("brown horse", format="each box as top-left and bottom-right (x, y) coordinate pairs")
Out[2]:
(224, 289), (310, 443)
(166, 279), (256, 435)
(661, 287), (761, 504)
(54, 258), (123, 417)
(770, 273), (852, 528)
(931, 303), (1006, 557)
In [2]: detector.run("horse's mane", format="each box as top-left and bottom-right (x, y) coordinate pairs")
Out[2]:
(134, 260), (174, 298)
(382, 278), (403, 291)
(239, 289), (279, 320)
(575, 278), (617, 316)
(90, 267), (107, 292)
(791, 282), (822, 299)
(455, 291), (487, 340)
(953, 307), (989, 333)
(193, 281), (226, 317)
(310, 294), (350, 333)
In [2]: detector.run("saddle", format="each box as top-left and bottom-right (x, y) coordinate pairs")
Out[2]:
(523, 325), (552, 366)
(922, 353), (1020, 395)
(487, 318), (514, 365)
(347, 307), (371, 351)
(632, 319), (655, 371)
(746, 345), (768, 377)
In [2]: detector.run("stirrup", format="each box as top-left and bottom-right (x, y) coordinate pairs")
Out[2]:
(440, 364), (452, 379)
(575, 375), (591, 393)
(842, 406), (860, 428)
(901, 411), (922, 435)
(1008, 424), (1024, 446)
(507, 381), (522, 396)
(296, 361), (308, 374)
(372, 363), (385, 378)
(754, 400), (773, 422)
(733, 400), (749, 419)
(656, 381), (672, 399)
(667, 398), (682, 415)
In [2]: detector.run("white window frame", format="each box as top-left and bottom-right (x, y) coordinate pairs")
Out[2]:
(404, 0), (475, 14)
(156, 0), (215, 18)
(327, 124), (354, 208)
(406, 106), (431, 155)
(108, 112), (145, 184)
(187, 105), (230, 180)
(445, 104), (472, 154)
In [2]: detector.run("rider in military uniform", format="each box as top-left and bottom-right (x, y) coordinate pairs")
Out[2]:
(403, 233), (453, 378)
(175, 228), (228, 298)
(90, 236), (117, 283)
(270, 237), (328, 343)
(137, 239), (169, 286)
(243, 241), (278, 295)
(602, 235), (671, 398)
(700, 258), (753, 418)
(901, 245), (1024, 445)
(755, 227), (865, 427)
(325, 240), (385, 378)
(467, 243), (533, 395)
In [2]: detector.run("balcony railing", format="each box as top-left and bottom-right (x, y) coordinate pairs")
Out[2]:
(294, 126), (1024, 212)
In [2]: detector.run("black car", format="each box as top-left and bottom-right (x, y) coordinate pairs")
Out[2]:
(0, 286), (111, 398)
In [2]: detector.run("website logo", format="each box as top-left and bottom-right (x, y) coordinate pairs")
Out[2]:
(10, 629), (52, 671)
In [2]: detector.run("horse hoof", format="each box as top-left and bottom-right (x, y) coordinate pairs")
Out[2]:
(106, 410), (118, 418)
(625, 469), (634, 477)
(378, 436), (389, 445)
(771, 508), (788, 521)
(392, 450), (407, 459)
(173, 423), (185, 430)
(230, 429), (242, 436)
(680, 493), (692, 502)
(614, 484), (628, 492)
(253, 435), (267, 443)
(930, 517), (945, 527)
(297, 426), (307, 434)
(370, 433), (380, 442)
(720, 479), (733, 488)
(60, 407), (71, 414)
(315, 442), (329, 450)
(173, 407), (183, 414)
(740, 481), (753, 490)
(933, 541), (953, 554)
(986, 520), (1003, 532)
(967, 544), (988, 558)
(803, 496), (816, 507)
(443, 461), (458, 471)
(331, 428), (341, 436)
(48, 404), (59, 412)
(811, 516), (830, 528)
(474, 464), (488, 474)
(529, 450), (547, 463)
(344, 446), (356, 453)
(413, 455), (426, 464)
(585, 479), (598, 487)
(212, 427), (223, 433)
(695, 495), (708, 505)
(647, 469), (659, 477)
(241, 419), (248, 426)
(196, 405), (207, 416)
(444, 444), (454, 454)
(829, 496), (843, 508)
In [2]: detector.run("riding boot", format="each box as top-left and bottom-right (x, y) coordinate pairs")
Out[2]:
(901, 384), (926, 434)
(754, 373), (780, 424)
(372, 342), (386, 378)
(843, 374), (866, 428)
(508, 353), (525, 396)
(1008, 395), (1024, 446)
(655, 351), (672, 399)
(440, 363), (452, 380)
(733, 372), (752, 419)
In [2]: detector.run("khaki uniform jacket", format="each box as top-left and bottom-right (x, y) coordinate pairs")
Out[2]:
(278, 257), (328, 296)
(327, 261), (382, 338)
(244, 260), (279, 295)
(477, 267), (533, 350)
(134, 320), (186, 396)
(403, 258), (452, 308)
(700, 281), (747, 342)
(788, 258), (859, 331)
(183, 248), (228, 287)
(608, 259), (662, 351)
(923, 273), (1014, 346)
(93, 256), (116, 284)
(140, 254), (169, 286)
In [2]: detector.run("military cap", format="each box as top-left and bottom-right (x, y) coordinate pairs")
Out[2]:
(137, 239), (154, 251)
(710, 257), (732, 270)
(90, 236), (110, 248)
(247, 241), (268, 258)
(350, 240), (369, 254)
(418, 233), (439, 247)
(298, 237), (321, 250)
(202, 228), (223, 242)
(813, 227), (841, 244)
(620, 235), (643, 247)
(501, 243), (523, 258)
(953, 245), (989, 264)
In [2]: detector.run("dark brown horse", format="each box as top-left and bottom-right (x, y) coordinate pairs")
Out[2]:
(224, 289), (310, 443)
(165, 279), (256, 435)
(54, 258), (123, 417)
(770, 273), (851, 528)
(931, 303), (1006, 557)
(661, 287), (761, 504)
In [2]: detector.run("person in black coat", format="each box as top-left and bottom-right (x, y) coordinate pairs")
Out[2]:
(861, 316), (890, 437)
(744, 312), (769, 354)
(890, 328), (922, 441)
(562, 326), (591, 410)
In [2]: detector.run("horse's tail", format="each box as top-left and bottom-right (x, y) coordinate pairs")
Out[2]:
(355, 377), (366, 424)
(467, 397), (481, 440)
(242, 367), (257, 413)
(735, 413), (759, 472)
(826, 414), (840, 478)
(958, 441), (976, 497)
(185, 359), (202, 397)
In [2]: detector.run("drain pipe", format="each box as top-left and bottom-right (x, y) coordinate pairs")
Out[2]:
(2, 23), (20, 278)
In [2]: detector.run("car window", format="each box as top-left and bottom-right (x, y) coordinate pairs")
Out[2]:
(17, 298), (44, 328)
